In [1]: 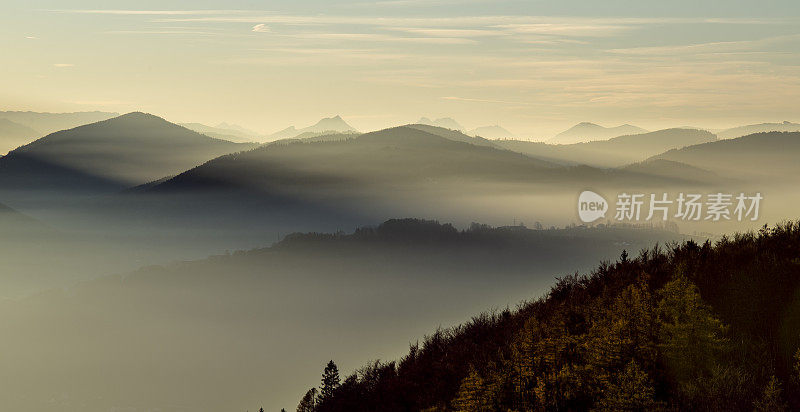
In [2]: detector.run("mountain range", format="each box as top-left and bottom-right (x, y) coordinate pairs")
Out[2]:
(267, 115), (358, 140)
(179, 122), (258, 143)
(0, 110), (118, 136)
(496, 128), (717, 168)
(0, 112), (256, 200)
(466, 125), (515, 139)
(548, 122), (648, 144)
(417, 117), (465, 131)
(0, 118), (38, 154)
(716, 121), (800, 140)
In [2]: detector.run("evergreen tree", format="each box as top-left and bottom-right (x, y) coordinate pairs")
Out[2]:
(319, 360), (341, 402)
(297, 388), (317, 412)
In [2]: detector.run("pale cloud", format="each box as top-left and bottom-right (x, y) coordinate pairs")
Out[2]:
(67, 99), (132, 105)
(25, 36), (37, 39)
(607, 34), (800, 56)
(288, 32), (476, 44)
(49, 9), (249, 15)
(252, 24), (271, 33)
(441, 96), (530, 105)
(53, 63), (74, 67)
(386, 27), (505, 37)
(495, 23), (631, 37)
(106, 30), (218, 35)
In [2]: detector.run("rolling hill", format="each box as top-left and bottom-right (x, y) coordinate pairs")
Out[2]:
(147, 125), (562, 197)
(548, 122), (648, 144)
(0, 112), (256, 199)
(717, 121), (800, 140)
(0, 118), (38, 154)
(497, 128), (717, 168)
(180, 122), (258, 143)
(0, 110), (117, 136)
(649, 131), (800, 184)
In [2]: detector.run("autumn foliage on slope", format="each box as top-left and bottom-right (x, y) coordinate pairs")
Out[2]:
(298, 222), (800, 411)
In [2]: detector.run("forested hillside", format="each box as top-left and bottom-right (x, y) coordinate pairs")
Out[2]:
(297, 222), (800, 411)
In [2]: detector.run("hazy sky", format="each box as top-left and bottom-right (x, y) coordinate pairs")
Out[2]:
(2, 0), (800, 137)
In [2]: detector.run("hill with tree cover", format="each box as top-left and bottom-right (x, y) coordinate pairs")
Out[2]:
(296, 221), (800, 412)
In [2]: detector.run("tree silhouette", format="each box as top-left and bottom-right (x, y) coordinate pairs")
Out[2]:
(319, 360), (341, 402)
(297, 388), (316, 412)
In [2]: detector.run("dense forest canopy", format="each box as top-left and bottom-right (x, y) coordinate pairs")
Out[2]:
(294, 221), (800, 411)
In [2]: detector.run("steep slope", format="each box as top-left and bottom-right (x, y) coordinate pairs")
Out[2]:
(0, 118), (38, 154)
(717, 121), (800, 140)
(497, 128), (717, 168)
(0, 110), (117, 136)
(650, 131), (800, 183)
(0, 112), (256, 198)
(548, 122), (648, 144)
(267, 115), (358, 140)
(304, 221), (800, 412)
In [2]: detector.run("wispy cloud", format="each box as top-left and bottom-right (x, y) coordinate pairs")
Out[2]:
(48, 9), (250, 15)
(288, 32), (477, 44)
(386, 27), (505, 37)
(53, 63), (75, 67)
(106, 30), (219, 35)
(66, 99), (132, 105)
(441, 96), (531, 105)
(252, 24), (271, 33)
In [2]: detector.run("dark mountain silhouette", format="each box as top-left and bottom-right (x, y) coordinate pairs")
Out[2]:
(417, 117), (464, 131)
(548, 122), (648, 144)
(147, 126), (562, 197)
(302, 221), (800, 412)
(717, 121), (800, 140)
(650, 131), (800, 183)
(0, 118), (38, 154)
(267, 115), (358, 140)
(0, 110), (117, 136)
(0, 112), (256, 199)
(467, 125), (515, 139)
(497, 128), (717, 168)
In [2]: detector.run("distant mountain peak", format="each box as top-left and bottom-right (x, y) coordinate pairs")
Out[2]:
(267, 116), (357, 140)
(416, 117), (464, 131)
(549, 122), (648, 144)
(467, 125), (515, 139)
